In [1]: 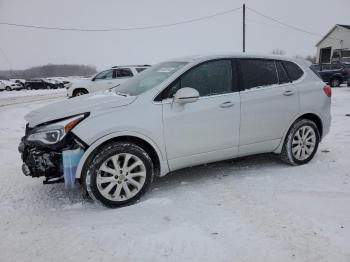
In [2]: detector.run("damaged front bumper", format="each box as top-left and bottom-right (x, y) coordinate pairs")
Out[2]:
(18, 124), (87, 185)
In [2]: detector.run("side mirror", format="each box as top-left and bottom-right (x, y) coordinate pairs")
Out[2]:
(91, 77), (96, 81)
(173, 87), (199, 104)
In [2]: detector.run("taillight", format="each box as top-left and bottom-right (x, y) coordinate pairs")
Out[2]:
(323, 85), (332, 97)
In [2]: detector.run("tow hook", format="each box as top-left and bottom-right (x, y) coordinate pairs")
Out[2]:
(22, 163), (31, 176)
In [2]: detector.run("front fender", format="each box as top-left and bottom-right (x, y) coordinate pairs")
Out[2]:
(74, 131), (169, 179)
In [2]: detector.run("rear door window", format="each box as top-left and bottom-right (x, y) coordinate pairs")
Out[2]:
(239, 59), (278, 90)
(283, 61), (304, 81)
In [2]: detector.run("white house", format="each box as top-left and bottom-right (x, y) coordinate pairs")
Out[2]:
(316, 24), (350, 63)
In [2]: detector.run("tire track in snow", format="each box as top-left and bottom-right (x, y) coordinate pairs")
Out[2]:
(0, 94), (65, 109)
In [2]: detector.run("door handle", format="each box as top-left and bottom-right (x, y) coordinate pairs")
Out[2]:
(220, 101), (234, 108)
(283, 90), (295, 96)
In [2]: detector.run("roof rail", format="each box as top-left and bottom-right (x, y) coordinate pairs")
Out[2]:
(111, 64), (151, 68)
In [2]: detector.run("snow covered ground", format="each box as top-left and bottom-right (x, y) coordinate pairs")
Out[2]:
(0, 88), (349, 262)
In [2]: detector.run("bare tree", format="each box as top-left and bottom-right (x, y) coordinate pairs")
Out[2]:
(294, 54), (317, 64)
(305, 54), (316, 64)
(0, 64), (97, 80)
(272, 48), (286, 55)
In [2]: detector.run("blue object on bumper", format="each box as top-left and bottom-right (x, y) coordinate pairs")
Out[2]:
(62, 149), (84, 189)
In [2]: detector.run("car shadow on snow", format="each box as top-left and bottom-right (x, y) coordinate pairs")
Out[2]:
(25, 153), (286, 210)
(151, 153), (285, 191)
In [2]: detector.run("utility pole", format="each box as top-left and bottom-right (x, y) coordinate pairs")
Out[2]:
(243, 3), (246, 53)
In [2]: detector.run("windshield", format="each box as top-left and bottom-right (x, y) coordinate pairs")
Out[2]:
(117, 61), (188, 96)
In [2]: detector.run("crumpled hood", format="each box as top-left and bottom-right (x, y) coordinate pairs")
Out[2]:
(25, 91), (136, 127)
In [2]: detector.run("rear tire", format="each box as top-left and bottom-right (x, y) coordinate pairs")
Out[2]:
(84, 142), (154, 208)
(280, 119), (320, 165)
(330, 78), (340, 87)
(5, 86), (11, 91)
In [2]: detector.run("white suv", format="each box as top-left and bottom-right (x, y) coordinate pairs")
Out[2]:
(19, 54), (331, 208)
(66, 65), (150, 97)
(0, 80), (23, 91)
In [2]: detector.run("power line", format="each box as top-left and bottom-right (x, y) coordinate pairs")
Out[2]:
(0, 6), (241, 32)
(247, 7), (321, 37)
(246, 7), (342, 41)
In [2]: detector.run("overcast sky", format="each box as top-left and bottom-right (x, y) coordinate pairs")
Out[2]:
(0, 0), (349, 71)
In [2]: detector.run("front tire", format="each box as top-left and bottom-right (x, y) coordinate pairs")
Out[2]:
(280, 119), (320, 165)
(84, 142), (154, 208)
(73, 89), (88, 97)
(5, 86), (11, 91)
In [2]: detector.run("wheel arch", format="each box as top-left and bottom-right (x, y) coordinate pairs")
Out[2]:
(73, 87), (89, 96)
(297, 113), (323, 138)
(273, 112), (323, 154)
(75, 132), (167, 180)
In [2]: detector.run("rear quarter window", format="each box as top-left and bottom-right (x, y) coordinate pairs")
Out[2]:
(283, 61), (304, 81)
(136, 68), (148, 73)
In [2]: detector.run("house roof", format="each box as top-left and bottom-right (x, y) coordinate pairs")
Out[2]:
(338, 24), (350, 30)
(315, 24), (350, 47)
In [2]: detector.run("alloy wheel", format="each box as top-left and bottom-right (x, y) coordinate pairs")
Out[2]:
(292, 126), (316, 161)
(96, 153), (146, 201)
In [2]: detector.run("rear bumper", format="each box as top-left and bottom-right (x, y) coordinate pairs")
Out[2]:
(322, 114), (331, 139)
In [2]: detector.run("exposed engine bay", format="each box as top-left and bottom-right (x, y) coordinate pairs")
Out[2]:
(19, 123), (87, 184)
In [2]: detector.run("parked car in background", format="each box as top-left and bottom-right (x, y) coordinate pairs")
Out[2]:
(0, 80), (23, 91)
(9, 79), (26, 88)
(61, 80), (72, 89)
(66, 65), (150, 97)
(343, 63), (350, 86)
(19, 54), (331, 208)
(25, 79), (62, 90)
(45, 78), (65, 88)
(310, 63), (349, 87)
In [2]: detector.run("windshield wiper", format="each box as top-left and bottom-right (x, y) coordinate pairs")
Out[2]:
(116, 91), (129, 97)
